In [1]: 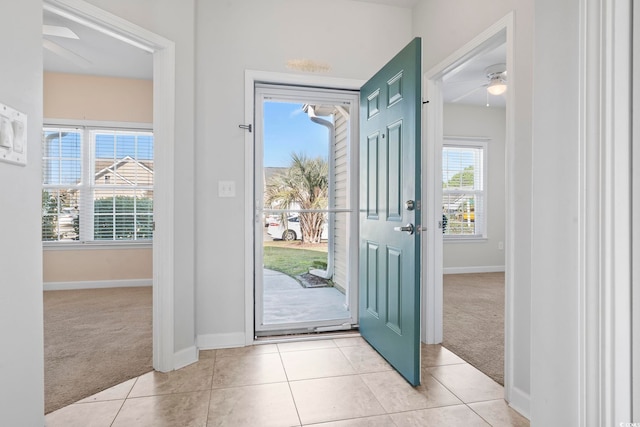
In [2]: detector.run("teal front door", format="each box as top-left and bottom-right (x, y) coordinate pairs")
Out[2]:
(359, 38), (422, 386)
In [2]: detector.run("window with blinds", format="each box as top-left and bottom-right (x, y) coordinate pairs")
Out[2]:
(442, 140), (487, 238)
(42, 126), (154, 243)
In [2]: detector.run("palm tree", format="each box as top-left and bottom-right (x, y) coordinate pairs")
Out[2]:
(265, 153), (328, 243)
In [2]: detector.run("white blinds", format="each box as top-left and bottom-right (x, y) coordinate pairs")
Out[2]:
(442, 143), (486, 237)
(42, 126), (153, 242)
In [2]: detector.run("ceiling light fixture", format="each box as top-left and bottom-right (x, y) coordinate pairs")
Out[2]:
(286, 59), (331, 73)
(485, 63), (507, 96)
(487, 77), (507, 95)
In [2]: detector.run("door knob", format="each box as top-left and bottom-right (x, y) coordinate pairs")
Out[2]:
(393, 223), (414, 235)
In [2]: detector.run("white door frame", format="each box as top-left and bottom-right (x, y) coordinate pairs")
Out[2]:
(579, 0), (633, 423)
(43, 0), (176, 372)
(633, 0), (640, 418)
(422, 11), (515, 399)
(243, 71), (364, 344)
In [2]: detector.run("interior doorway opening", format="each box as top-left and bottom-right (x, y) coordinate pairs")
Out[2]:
(42, 0), (177, 374)
(438, 44), (507, 386)
(424, 15), (516, 403)
(254, 84), (360, 336)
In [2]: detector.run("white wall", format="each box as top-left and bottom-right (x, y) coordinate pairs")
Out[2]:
(0, 1), (45, 424)
(84, 0), (197, 355)
(413, 0), (533, 416)
(194, 0), (413, 346)
(531, 0), (589, 424)
(443, 104), (506, 273)
(530, 0), (635, 422)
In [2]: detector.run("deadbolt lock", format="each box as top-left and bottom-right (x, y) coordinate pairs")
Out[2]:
(405, 200), (415, 211)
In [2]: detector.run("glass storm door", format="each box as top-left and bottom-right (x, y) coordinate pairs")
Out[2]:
(254, 85), (359, 335)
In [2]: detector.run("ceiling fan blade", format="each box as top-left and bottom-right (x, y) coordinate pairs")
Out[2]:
(43, 25), (79, 39)
(445, 79), (486, 86)
(451, 85), (486, 103)
(42, 39), (91, 68)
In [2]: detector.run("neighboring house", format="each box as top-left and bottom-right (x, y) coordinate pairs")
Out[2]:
(94, 156), (154, 197)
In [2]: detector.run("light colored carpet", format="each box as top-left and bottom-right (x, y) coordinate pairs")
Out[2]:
(443, 272), (504, 385)
(44, 287), (152, 414)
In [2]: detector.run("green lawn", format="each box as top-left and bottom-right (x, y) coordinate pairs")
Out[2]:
(263, 245), (328, 277)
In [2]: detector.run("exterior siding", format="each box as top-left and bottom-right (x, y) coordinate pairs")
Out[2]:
(332, 111), (349, 292)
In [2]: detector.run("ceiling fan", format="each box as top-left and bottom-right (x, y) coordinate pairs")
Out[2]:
(449, 63), (507, 104)
(42, 24), (92, 68)
(43, 24), (79, 40)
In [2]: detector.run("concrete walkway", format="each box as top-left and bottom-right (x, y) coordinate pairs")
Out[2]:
(262, 269), (351, 325)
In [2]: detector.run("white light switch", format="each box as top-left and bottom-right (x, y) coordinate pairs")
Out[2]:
(218, 180), (236, 198)
(0, 103), (27, 166)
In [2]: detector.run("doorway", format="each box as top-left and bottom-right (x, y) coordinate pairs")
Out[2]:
(423, 16), (515, 401)
(41, 0), (176, 374)
(253, 84), (359, 336)
(438, 44), (507, 385)
(246, 38), (423, 385)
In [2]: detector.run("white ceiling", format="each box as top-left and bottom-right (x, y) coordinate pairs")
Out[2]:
(43, 9), (153, 80)
(441, 43), (507, 108)
(350, 0), (419, 7)
(43, 4), (506, 107)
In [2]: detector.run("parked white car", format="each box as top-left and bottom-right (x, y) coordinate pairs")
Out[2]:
(267, 215), (328, 241)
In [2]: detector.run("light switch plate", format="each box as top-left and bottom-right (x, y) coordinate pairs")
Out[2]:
(0, 103), (27, 166)
(218, 180), (236, 198)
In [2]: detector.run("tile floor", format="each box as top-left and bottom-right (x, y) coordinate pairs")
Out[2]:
(45, 337), (529, 427)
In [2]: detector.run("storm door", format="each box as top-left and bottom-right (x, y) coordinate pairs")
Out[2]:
(254, 84), (359, 335)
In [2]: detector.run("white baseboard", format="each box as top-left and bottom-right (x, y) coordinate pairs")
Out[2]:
(43, 278), (152, 291)
(443, 265), (505, 275)
(508, 386), (531, 420)
(174, 345), (198, 370)
(197, 332), (246, 350)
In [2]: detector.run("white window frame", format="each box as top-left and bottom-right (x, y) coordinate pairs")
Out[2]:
(42, 120), (153, 248)
(442, 137), (488, 241)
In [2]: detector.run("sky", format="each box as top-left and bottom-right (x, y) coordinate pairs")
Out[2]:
(263, 101), (331, 168)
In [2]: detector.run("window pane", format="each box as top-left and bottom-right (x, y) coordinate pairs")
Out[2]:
(137, 190), (153, 213)
(442, 192), (479, 236)
(115, 214), (135, 239)
(137, 135), (153, 159)
(135, 214), (154, 239)
(41, 189), (80, 241)
(95, 133), (115, 158)
(442, 144), (485, 237)
(42, 129), (82, 185)
(60, 160), (81, 184)
(94, 131), (154, 187)
(94, 215), (114, 240)
(442, 146), (482, 191)
(94, 189), (115, 214)
(93, 189), (153, 241)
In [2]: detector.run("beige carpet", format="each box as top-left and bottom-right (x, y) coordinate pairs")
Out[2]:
(44, 287), (153, 414)
(443, 272), (504, 385)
